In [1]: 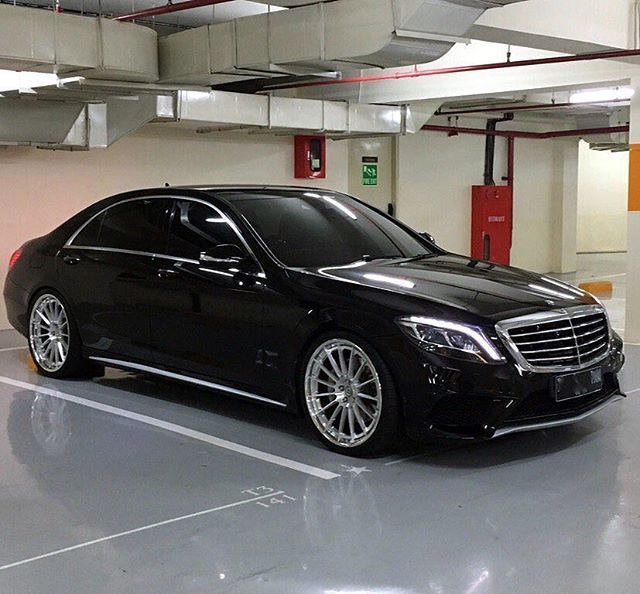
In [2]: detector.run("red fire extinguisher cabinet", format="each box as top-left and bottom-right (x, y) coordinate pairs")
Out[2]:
(294, 135), (326, 179)
(471, 185), (513, 265)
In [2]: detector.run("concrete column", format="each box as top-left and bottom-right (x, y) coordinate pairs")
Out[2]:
(559, 138), (580, 272)
(626, 79), (640, 343)
(553, 139), (579, 274)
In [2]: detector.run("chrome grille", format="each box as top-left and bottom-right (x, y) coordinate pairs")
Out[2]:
(496, 307), (610, 372)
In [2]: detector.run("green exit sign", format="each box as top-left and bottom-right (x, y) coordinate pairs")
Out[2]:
(362, 156), (378, 186)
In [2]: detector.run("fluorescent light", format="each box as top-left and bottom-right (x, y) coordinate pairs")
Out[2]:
(0, 69), (58, 93)
(570, 87), (634, 104)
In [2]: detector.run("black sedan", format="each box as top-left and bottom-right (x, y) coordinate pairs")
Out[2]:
(4, 186), (625, 455)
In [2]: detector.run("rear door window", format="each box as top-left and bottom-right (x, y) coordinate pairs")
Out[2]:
(72, 198), (172, 254)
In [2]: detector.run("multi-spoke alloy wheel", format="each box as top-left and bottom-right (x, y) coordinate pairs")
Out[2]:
(305, 338), (383, 448)
(29, 294), (70, 373)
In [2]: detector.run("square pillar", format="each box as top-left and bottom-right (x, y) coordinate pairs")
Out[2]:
(552, 139), (579, 274)
(626, 79), (640, 343)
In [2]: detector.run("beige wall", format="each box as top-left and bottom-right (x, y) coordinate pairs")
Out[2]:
(0, 127), (349, 329)
(348, 137), (394, 212)
(396, 131), (568, 274)
(577, 140), (628, 253)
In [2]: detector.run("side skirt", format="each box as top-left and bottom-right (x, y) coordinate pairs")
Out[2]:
(89, 356), (287, 408)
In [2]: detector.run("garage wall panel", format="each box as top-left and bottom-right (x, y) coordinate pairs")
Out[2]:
(396, 131), (563, 274)
(0, 129), (348, 330)
(510, 137), (560, 273)
(577, 140), (628, 253)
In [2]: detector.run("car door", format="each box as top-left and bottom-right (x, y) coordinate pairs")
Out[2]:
(58, 197), (172, 362)
(146, 197), (266, 393)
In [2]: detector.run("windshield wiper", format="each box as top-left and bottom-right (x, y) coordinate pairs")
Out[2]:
(361, 254), (403, 262)
(404, 253), (432, 262)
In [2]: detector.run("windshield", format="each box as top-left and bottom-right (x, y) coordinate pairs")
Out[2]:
(218, 190), (431, 267)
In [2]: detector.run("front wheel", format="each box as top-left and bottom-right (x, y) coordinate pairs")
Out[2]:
(302, 333), (399, 456)
(28, 291), (94, 379)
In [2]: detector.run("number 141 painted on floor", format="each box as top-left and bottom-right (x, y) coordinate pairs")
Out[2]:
(242, 486), (297, 508)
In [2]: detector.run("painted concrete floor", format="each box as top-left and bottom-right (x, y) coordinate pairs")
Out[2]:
(1, 254), (638, 594)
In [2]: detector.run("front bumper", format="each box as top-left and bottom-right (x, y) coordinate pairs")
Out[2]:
(382, 332), (626, 442)
(492, 393), (624, 438)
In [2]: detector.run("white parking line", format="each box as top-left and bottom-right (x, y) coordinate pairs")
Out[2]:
(0, 375), (340, 481)
(0, 491), (284, 571)
(0, 346), (27, 353)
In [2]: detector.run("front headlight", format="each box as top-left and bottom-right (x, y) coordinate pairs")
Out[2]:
(397, 316), (505, 364)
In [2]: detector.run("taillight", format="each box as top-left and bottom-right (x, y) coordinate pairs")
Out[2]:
(8, 248), (23, 270)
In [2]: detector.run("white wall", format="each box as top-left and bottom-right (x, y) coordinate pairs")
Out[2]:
(396, 131), (568, 274)
(576, 140), (628, 253)
(0, 126), (348, 329)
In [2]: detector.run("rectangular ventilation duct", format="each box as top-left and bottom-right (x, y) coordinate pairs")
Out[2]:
(0, 5), (158, 82)
(159, 0), (527, 85)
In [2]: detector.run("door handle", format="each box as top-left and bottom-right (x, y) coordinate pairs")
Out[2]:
(63, 255), (81, 265)
(157, 268), (179, 279)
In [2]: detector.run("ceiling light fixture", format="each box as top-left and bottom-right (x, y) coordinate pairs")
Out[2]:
(570, 87), (635, 104)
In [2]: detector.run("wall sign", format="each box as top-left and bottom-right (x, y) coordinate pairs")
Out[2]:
(362, 156), (378, 186)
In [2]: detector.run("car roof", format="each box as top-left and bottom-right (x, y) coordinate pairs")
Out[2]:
(172, 185), (339, 193)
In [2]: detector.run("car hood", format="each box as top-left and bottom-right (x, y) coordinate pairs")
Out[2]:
(301, 253), (594, 321)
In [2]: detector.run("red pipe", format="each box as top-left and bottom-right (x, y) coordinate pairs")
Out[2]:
(422, 124), (629, 140)
(271, 48), (640, 91)
(436, 98), (631, 117)
(114, 0), (232, 22)
(506, 136), (515, 187)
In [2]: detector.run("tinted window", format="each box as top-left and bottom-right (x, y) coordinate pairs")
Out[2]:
(166, 200), (245, 260)
(73, 199), (171, 253)
(221, 191), (429, 267)
(72, 212), (104, 246)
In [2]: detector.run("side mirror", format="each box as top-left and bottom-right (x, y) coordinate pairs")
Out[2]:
(200, 244), (246, 266)
(419, 231), (436, 245)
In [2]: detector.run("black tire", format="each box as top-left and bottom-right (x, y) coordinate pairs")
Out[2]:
(28, 289), (94, 379)
(300, 331), (400, 456)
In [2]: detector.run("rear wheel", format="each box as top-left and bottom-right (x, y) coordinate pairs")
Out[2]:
(302, 333), (399, 456)
(28, 291), (95, 379)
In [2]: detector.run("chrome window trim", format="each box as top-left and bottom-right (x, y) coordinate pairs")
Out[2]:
(495, 304), (612, 373)
(64, 195), (266, 278)
(89, 356), (286, 408)
(493, 393), (624, 437)
(64, 244), (200, 264)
